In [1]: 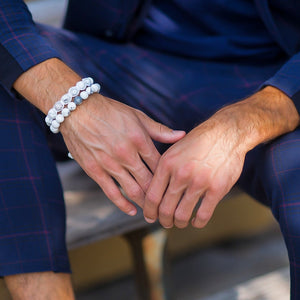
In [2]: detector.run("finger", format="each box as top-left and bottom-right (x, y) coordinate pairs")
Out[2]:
(192, 191), (221, 228)
(173, 187), (205, 229)
(99, 154), (145, 207)
(125, 153), (154, 193)
(96, 172), (137, 216)
(137, 111), (186, 143)
(108, 166), (145, 208)
(144, 166), (170, 223)
(138, 138), (161, 173)
(158, 177), (186, 228)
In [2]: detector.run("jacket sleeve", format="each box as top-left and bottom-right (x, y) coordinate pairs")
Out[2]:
(0, 0), (61, 92)
(262, 52), (300, 113)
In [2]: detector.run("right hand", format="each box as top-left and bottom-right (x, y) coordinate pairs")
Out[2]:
(13, 58), (185, 216)
(60, 94), (185, 216)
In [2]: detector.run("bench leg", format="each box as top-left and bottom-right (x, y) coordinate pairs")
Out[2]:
(124, 225), (170, 300)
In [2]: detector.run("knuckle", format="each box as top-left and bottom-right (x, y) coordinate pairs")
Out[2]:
(83, 159), (98, 173)
(113, 142), (131, 160)
(174, 211), (189, 228)
(196, 211), (211, 226)
(176, 166), (191, 182)
(175, 161), (198, 182)
(128, 131), (145, 147)
(146, 191), (160, 206)
(106, 188), (121, 201)
(159, 206), (173, 219)
(126, 186), (143, 201)
(160, 155), (173, 171)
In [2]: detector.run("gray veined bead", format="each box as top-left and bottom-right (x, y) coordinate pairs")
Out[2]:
(50, 125), (59, 133)
(45, 115), (53, 126)
(76, 80), (86, 90)
(86, 86), (92, 95)
(54, 101), (64, 112)
(61, 93), (72, 105)
(91, 83), (101, 93)
(68, 102), (76, 111)
(56, 114), (65, 123)
(68, 86), (80, 97)
(51, 120), (60, 129)
(48, 108), (57, 119)
(62, 108), (71, 117)
(80, 91), (88, 100)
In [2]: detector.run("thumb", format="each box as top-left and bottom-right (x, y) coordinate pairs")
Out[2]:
(138, 112), (185, 143)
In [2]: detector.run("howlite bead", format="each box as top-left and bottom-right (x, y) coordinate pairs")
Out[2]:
(68, 102), (76, 111)
(80, 91), (88, 100)
(56, 114), (64, 123)
(62, 108), (70, 117)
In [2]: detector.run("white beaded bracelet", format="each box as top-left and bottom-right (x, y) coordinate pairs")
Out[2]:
(45, 77), (101, 134)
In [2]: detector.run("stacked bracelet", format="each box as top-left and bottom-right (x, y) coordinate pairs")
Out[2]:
(45, 77), (101, 134)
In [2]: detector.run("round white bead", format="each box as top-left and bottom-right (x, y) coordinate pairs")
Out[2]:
(68, 102), (76, 111)
(48, 108), (57, 118)
(50, 125), (59, 133)
(56, 114), (65, 123)
(91, 83), (101, 93)
(69, 86), (79, 97)
(54, 101), (64, 112)
(82, 77), (93, 86)
(80, 91), (89, 100)
(51, 120), (60, 129)
(68, 152), (74, 160)
(61, 93), (72, 105)
(62, 108), (71, 117)
(86, 87), (92, 95)
(87, 77), (94, 85)
(45, 116), (52, 126)
(76, 80), (86, 90)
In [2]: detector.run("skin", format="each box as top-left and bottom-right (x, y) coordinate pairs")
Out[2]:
(143, 87), (300, 229)
(4, 272), (75, 300)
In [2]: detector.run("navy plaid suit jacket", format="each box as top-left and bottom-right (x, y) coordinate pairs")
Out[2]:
(1, 0), (300, 111)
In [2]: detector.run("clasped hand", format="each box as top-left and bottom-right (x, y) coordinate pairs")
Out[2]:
(62, 93), (248, 229)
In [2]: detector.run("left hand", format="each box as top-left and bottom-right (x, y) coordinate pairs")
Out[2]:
(143, 115), (245, 229)
(143, 87), (300, 229)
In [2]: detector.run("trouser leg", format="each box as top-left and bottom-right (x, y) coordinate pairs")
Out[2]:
(0, 87), (70, 276)
(239, 128), (300, 300)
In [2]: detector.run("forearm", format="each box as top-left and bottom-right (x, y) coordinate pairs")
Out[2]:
(13, 58), (81, 114)
(211, 86), (300, 155)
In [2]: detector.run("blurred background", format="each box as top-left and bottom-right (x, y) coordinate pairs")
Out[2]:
(0, 1), (290, 299)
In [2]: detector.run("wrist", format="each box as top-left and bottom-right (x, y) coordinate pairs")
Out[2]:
(212, 86), (300, 154)
(13, 58), (81, 114)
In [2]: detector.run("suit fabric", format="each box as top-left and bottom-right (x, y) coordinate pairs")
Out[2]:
(0, 1), (300, 298)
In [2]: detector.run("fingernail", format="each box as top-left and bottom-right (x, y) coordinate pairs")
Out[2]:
(145, 217), (156, 223)
(173, 130), (185, 134)
(163, 225), (173, 229)
(128, 210), (137, 216)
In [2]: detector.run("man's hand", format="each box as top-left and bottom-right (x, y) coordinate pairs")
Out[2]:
(143, 86), (300, 228)
(60, 94), (185, 216)
(13, 58), (185, 216)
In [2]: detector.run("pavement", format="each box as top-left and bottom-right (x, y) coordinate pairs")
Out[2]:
(76, 229), (289, 300)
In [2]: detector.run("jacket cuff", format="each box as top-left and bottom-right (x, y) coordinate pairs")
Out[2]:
(261, 53), (300, 113)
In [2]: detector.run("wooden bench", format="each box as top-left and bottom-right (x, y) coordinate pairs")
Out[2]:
(57, 161), (169, 300)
